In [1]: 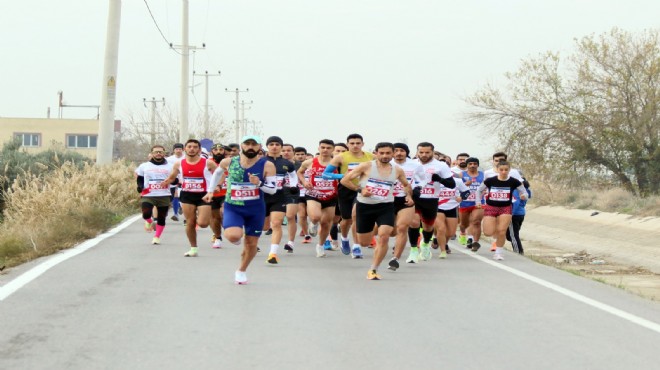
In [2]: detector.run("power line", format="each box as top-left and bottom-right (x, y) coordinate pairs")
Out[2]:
(143, 0), (182, 55)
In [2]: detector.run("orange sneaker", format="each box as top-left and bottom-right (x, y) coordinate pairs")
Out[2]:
(490, 242), (497, 252)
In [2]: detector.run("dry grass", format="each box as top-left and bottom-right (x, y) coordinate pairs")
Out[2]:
(0, 161), (139, 268)
(530, 181), (660, 217)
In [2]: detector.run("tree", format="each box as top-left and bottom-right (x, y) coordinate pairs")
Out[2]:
(115, 105), (231, 161)
(465, 28), (660, 196)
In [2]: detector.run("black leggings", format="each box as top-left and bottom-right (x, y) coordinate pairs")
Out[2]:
(141, 203), (169, 226)
(506, 215), (525, 254)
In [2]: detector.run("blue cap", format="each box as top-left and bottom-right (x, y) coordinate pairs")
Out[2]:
(241, 135), (262, 144)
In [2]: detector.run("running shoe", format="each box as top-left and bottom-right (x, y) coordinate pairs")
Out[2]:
(419, 243), (432, 261)
(171, 215), (179, 221)
(466, 237), (473, 248)
(184, 248), (198, 257)
(323, 239), (332, 250)
(235, 271), (248, 285)
(439, 251), (447, 259)
(309, 223), (318, 237)
(267, 253), (279, 264)
(493, 253), (504, 261)
(302, 235), (312, 244)
(388, 258), (400, 271)
(369, 236), (377, 247)
(284, 242), (294, 253)
(490, 242), (497, 252)
(316, 244), (326, 258)
(151, 237), (160, 245)
(458, 234), (467, 246)
(367, 270), (381, 280)
(265, 228), (272, 236)
(406, 248), (420, 263)
(144, 220), (154, 232)
(352, 246), (363, 259)
(446, 244), (451, 254)
(431, 238), (439, 249)
(330, 240), (340, 251)
(212, 239), (222, 249)
(471, 242), (481, 252)
(341, 240), (351, 255)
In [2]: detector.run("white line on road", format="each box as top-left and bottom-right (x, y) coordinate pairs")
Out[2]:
(453, 243), (660, 334)
(0, 215), (141, 302)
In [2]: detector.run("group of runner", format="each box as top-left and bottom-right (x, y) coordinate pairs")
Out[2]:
(134, 133), (530, 284)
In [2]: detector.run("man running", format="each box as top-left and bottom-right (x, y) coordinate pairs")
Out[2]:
(204, 135), (277, 284)
(161, 139), (217, 257)
(281, 143), (302, 254)
(458, 157), (485, 251)
(410, 142), (456, 261)
(166, 143), (185, 221)
(135, 145), (174, 245)
(298, 139), (339, 257)
(263, 136), (298, 264)
(340, 142), (412, 280)
(323, 133), (374, 258)
(388, 143), (418, 270)
(293, 146), (311, 242)
(209, 143), (228, 248)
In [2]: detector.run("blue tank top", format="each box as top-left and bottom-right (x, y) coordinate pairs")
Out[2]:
(460, 170), (485, 208)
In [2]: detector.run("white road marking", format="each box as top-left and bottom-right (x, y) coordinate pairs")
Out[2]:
(0, 215), (141, 302)
(453, 243), (660, 334)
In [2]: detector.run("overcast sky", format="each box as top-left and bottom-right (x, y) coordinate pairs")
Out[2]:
(1, 0), (658, 159)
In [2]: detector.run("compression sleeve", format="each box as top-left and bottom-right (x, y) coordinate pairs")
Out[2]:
(206, 167), (225, 192)
(260, 175), (277, 194)
(322, 164), (344, 180)
(287, 170), (299, 187)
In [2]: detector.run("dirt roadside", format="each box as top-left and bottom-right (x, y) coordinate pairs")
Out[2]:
(513, 206), (660, 301)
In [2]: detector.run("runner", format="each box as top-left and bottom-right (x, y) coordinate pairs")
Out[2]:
(209, 143), (228, 248)
(435, 156), (470, 259)
(411, 142), (456, 261)
(323, 134), (374, 258)
(293, 146), (311, 242)
(298, 139), (339, 257)
(340, 142), (412, 280)
(475, 161), (528, 261)
(166, 143), (184, 221)
(506, 176), (531, 255)
(281, 143), (301, 254)
(388, 143), (418, 270)
(263, 136), (298, 264)
(458, 157), (485, 251)
(204, 135), (277, 284)
(135, 145), (174, 245)
(161, 139), (218, 257)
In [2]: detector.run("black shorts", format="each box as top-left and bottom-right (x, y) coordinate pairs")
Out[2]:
(414, 198), (438, 225)
(394, 196), (413, 215)
(211, 195), (225, 210)
(437, 207), (458, 219)
(305, 196), (337, 209)
(179, 191), (211, 207)
(265, 197), (288, 216)
(286, 194), (299, 205)
(337, 184), (357, 219)
(298, 196), (307, 205)
(355, 202), (395, 233)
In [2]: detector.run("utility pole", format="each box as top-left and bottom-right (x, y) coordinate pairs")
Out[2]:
(97, 0), (121, 165)
(225, 88), (249, 143)
(193, 70), (221, 136)
(240, 100), (253, 139)
(143, 97), (165, 146)
(169, 0), (204, 143)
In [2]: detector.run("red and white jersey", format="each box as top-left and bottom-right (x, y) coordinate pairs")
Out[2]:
(391, 158), (420, 198)
(437, 177), (467, 210)
(306, 157), (338, 201)
(135, 161), (174, 197)
(413, 158), (453, 200)
(180, 158), (211, 193)
(298, 167), (311, 197)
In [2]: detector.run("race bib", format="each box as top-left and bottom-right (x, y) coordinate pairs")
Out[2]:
(489, 187), (511, 201)
(347, 163), (359, 172)
(275, 175), (285, 189)
(231, 182), (260, 201)
(313, 176), (335, 191)
(182, 177), (205, 192)
(365, 178), (393, 200)
(420, 184), (436, 199)
(147, 179), (167, 190)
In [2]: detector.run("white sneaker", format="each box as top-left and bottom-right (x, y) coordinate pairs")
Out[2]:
(493, 253), (504, 261)
(330, 240), (340, 251)
(406, 248), (420, 263)
(420, 243), (431, 261)
(309, 223), (318, 237)
(235, 271), (248, 284)
(212, 239), (222, 249)
(316, 244), (326, 258)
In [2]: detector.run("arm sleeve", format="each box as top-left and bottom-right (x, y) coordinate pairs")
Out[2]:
(206, 166), (225, 192)
(323, 164), (344, 180)
(516, 184), (529, 200)
(287, 170), (298, 187)
(476, 182), (487, 201)
(136, 175), (144, 193)
(260, 175), (277, 195)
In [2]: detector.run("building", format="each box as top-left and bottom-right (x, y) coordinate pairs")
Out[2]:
(0, 117), (120, 160)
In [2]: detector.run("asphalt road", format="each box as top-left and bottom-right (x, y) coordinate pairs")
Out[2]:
(1, 215), (660, 369)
